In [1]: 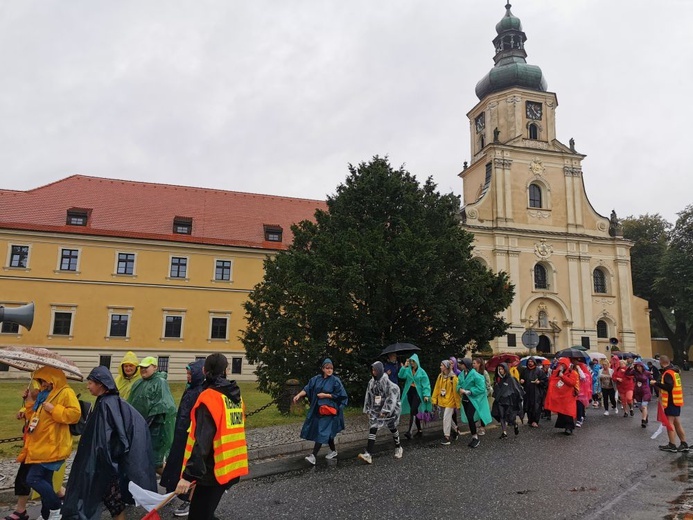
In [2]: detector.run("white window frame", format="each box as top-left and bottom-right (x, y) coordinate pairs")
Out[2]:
(6, 244), (32, 270)
(168, 255), (189, 280)
(56, 247), (81, 273)
(106, 306), (133, 340)
(48, 304), (77, 339)
(114, 251), (137, 277)
(162, 308), (186, 341)
(212, 258), (234, 283)
(208, 311), (231, 342)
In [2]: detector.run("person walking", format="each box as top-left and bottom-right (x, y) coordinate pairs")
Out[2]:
(456, 358), (492, 448)
(358, 361), (403, 464)
(473, 357), (492, 436)
(127, 356), (177, 473)
(397, 353), (432, 439)
(590, 359), (602, 409)
(613, 360), (635, 417)
(20, 367), (81, 520)
(651, 355), (688, 452)
(492, 363), (524, 438)
(574, 360), (593, 428)
(540, 359), (553, 420)
(383, 353), (400, 385)
(160, 359), (205, 517)
(599, 359), (617, 415)
(631, 362), (652, 428)
(113, 351), (141, 401)
(176, 354), (248, 520)
(293, 358), (348, 464)
(61, 366), (157, 520)
(520, 357), (547, 428)
(431, 360), (461, 445)
(544, 357), (579, 435)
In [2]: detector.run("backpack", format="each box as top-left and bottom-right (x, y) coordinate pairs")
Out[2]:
(70, 394), (92, 436)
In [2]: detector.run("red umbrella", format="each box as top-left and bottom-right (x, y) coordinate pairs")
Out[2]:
(486, 354), (520, 371)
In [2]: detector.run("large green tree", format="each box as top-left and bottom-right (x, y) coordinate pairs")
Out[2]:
(622, 206), (693, 365)
(241, 157), (514, 402)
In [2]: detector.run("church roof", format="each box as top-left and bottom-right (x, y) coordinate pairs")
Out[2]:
(0, 175), (326, 250)
(475, 3), (548, 100)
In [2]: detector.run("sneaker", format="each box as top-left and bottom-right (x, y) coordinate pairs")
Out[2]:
(575, 420), (583, 428)
(659, 443), (678, 453)
(604, 410), (609, 416)
(630, 409), (634, 417)
(325, 450), (338, 460)
(477, 428), (486, 436)
(174, 502), (190, 517)
(441, 437), (451, 446)
(564, 429), (573, 435)
(678, 442), (690, 453)
(403, 432), (412, 440)
(641, 420), (647, 429)
(514, 423), (520, 436)
(358, 452), (373, 464)
(47, 510), (62, 520)
(305, 454), (316, 465)
(500, 431), (508, 439)
(4, 511), (30, 520)
(394, 446), (403, 459)
(468, 437), (480, 448)
(624, 412), (629, 418)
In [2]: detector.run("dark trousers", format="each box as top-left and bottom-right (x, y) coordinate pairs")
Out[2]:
(25, 464), (60, 512)
(576, 401), (586, 422)
(188, 484), (228, 520)
(602, 388), (617, 410)
(462, 399), (478, 436)
(312, 438), (336, 456)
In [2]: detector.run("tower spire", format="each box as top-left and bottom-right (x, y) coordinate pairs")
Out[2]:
(475, 4), (547, 100)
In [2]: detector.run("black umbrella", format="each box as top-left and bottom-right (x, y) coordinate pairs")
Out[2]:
(614, 351), (636, 359)
(380, 343), (420, 356)
(555, 348), (590, 363)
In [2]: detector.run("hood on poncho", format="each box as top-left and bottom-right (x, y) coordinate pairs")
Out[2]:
(187, 359), (205, 388)
(408, 353), (421, 369)
(372, 361), (384, 380)
(87, 365), (118, 393)
(449, 357), (461, 376)
(459, 358), (473, 372)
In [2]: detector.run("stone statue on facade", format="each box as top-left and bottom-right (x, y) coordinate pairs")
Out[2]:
(608, 209), (623, 237)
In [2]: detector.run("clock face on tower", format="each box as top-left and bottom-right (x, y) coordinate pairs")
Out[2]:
(526, 101), (542, 120)
(475, 113), (485, 133)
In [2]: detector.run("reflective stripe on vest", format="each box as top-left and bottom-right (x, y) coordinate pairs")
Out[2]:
(182, 389), (249, 484)
(661, 369), (684, 408)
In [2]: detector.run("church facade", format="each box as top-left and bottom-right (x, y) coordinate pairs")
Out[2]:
(460, 5), (651, 356)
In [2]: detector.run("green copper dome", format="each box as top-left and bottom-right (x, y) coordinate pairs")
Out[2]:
(495, 3), (523, 33)
(475, 3), (547, 100)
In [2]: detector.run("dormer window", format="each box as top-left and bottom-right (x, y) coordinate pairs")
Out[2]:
(264, 225), (283, 242)
(173, 217), (193, 235)
(66, 209), (89, 226)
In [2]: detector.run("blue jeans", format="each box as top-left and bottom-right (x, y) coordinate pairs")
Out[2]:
(25, 464), (61, 512)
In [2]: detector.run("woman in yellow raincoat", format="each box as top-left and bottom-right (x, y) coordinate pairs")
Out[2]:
(20, 366), (80, 520)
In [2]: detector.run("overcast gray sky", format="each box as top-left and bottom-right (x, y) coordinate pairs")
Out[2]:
(0, 1), (691, 223)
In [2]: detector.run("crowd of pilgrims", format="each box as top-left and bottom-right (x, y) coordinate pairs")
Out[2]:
(295, 352), (671, 465)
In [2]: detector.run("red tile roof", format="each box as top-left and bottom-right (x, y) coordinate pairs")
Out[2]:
(0, 175), (326, 249)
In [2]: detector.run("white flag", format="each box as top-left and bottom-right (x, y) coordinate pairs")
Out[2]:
(128, 482), (175, 512)
(650, 423), (664, 440)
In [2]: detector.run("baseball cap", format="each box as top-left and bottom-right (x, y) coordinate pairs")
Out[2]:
(138, 356), (157, 367)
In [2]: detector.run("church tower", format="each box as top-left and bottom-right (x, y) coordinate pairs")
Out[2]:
(460, 4), (651, 355)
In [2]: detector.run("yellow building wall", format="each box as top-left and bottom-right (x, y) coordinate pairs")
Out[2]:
(0, 230), (272, 380)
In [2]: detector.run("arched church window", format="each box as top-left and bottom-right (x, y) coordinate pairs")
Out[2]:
(593, 268), (607, 293)
(597, 319), (608, 338)
(529, 184), (542, 208)
(529, 123), (538, 140)
(538, 311), (549, 328)
(534, 264), (548, 290)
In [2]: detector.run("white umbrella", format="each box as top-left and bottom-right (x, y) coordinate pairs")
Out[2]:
(0, 345), (84, 381)
(589, 352), (608, 360)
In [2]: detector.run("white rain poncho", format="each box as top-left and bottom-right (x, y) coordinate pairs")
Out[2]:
(363, 361), (401, 429)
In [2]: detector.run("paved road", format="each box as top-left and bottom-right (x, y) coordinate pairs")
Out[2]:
(5, 371), (693, 519)
(221, 373), (693, 520)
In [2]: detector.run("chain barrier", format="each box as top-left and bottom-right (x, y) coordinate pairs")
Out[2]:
(0, 436), (23, 445)
(246, 398), (278, 418)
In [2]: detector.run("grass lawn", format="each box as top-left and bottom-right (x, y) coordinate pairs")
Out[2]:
(0, 379), (360, 458)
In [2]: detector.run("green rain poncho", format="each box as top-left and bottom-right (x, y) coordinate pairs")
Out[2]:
(127, 370), (177, 467)
(397, 353), (432, 416)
